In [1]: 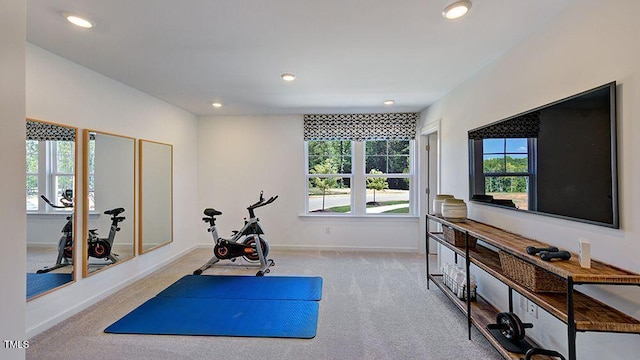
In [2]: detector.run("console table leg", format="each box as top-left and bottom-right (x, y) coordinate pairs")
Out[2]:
(567, 276), (577, 360)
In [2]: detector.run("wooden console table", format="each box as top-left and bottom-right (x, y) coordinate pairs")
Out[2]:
(426, 214), (640, 360)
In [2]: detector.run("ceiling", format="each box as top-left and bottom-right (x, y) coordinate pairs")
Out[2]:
(27, 0), (573, 116)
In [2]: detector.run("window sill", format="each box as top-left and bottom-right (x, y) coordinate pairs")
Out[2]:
(299, 213), (419, 220)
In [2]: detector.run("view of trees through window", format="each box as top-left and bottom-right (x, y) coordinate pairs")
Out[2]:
(307, 140), (352, 213)
(307, 139), (412, 214)
(482, 138), (530, 209)
(26, 140), (75, 211)
(364, 140), (410, 214)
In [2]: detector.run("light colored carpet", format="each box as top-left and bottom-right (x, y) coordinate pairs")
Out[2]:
(26, 249), (502, 360)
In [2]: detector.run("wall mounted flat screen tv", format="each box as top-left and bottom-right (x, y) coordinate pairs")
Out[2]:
(468, 82), (618, 228)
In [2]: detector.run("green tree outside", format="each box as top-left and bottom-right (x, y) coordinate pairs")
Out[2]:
(366, 169), (388, 204)
(310, 159), (339, 211)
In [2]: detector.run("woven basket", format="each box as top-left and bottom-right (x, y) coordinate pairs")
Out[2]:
(443, 225), (477, 248)
(498, 251), (566, 293)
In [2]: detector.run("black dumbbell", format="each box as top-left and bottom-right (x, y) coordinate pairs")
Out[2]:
(539, 251), (571, 261)
(526, 246), (559, 255)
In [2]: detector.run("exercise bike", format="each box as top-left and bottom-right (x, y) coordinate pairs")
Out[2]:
(36, 190), (74, 274)
(194, 191), (277, 276)
(87, 207), (126, 265)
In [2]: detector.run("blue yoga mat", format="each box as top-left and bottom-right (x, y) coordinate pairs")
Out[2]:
(27, 273), (73, 298)
(157, 275), (323, 301)
(105, 297), (319, 338)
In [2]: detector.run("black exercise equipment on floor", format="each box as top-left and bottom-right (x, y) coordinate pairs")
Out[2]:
(87, 207), (126, 265)
(36, 190), (74, 274)
(487, 312), (565, 359)
(194, 191), (276, 276)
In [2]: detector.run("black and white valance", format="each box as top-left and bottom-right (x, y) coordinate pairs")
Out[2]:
(468, 111), (540, 140)
(26, 120), (76, 141)
(304, 113), (418, 141)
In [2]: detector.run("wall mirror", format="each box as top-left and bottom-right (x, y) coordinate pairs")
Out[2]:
(26, 119), (77, 300)
(83, 130), (136, 276)
(139, 140), (173, 253)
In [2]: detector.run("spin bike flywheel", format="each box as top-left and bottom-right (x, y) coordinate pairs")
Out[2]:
(241, 236), (269, 262)
(89, 240), (111, 259)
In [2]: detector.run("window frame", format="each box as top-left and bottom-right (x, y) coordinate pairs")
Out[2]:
(305, 139), (416, 216)
(26, 140), (76, 213)
(479, 137), (537, 210)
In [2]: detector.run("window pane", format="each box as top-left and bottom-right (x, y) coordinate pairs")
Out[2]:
(505, 154), (528, 173)
(88, 175), (95, 211)
(26, 140), (39, 173)
(308, 177), (351, 213)
(26, 175), (38, 211)
(387, 140), (410, 155)
(366, 156), (387, 173)
(56, 141), (75, 173)
(505, 138), (527, 153)
(484, 176), (529, 210)
(365, 140), (410, 173)
(366, 177), (410, 214)
(483, 138), (504, 153)
(365, 140), (387, 156)
(388, 155), (409, 173)
(54, 175), (74, 208)
(88, 139), (96, 174)
(483, 155), (505, 173)
(307, 140), (352, 174)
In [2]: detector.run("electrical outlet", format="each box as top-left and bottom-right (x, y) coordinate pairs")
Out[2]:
(325, 227), (331, 235)
(527, 301), (538, 319)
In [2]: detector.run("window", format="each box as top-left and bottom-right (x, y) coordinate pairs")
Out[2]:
(303, 112), (417, 215)
(481, 138), (533, 210)
(87, 137), (96, 211)
(306, 140), (353, 213)
(26, 140), (40, 211)
(26, 140), (75, 212)
(365, 140), (412, 214)
(306, 139), (415, 215)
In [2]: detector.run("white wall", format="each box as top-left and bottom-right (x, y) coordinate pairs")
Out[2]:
(25, 44), (200, 337)
(197, 115), (421, 252)
(421, 1), (640, 359)
(0, 1), (27, 359)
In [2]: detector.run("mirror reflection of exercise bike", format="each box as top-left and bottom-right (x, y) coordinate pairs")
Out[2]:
(36, 190), (74, 274)
(87, 207), (126, 267)
(194, 191), (277, 276)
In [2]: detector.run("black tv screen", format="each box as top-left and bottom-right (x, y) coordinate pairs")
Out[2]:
(468, 82), (618, 228)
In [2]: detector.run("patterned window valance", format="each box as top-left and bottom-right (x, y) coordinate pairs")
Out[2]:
(468, 111), (540, 140)
(26, 120), (76, 141)
(304, 113), (418, 141)
(469, 111), (540, 140)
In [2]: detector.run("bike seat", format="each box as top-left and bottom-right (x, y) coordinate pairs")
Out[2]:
(104, 207), (125, 216)
(204, 208), (222, 217)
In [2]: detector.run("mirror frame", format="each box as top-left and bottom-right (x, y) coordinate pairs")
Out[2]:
(138, 139), (174, 254)
(26, 118), (78, 300)
(82, 129), (136, 277)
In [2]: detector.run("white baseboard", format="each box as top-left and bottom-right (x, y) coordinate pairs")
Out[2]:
(196, 242), (418, 252)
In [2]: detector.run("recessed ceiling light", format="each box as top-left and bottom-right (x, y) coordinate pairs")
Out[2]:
(442, 0), (472, 20)
(63, 13), (94, 28)
(281, 73), (296, 82)
(212, 102), (223, 108)
(384, 100), (395, 105)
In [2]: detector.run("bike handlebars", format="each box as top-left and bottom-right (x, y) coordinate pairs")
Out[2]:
(40, 194), (74, 209)
(248, 190), (278, 210)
